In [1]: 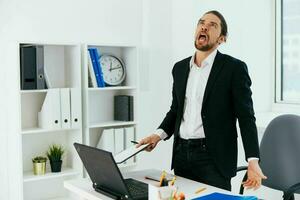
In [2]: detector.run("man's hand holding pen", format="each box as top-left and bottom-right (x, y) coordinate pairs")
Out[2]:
(136, 134), (161, 151)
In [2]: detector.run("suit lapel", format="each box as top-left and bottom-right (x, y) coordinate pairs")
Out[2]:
(202, 51), (225, 106)
(178, 59), (190, 106)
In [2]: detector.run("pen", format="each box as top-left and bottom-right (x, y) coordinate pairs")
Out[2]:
(169, 176), (176, 186)
(131, 140), (138, 144)
(159, 171), (166, 187)
(195, 187), (206, 194)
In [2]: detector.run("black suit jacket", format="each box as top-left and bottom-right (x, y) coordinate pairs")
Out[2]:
(158, 51), (260, 178)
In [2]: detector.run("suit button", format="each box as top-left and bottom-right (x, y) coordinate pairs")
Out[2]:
(202, 115), (206, 119)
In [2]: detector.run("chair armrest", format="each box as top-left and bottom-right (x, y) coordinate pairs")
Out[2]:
(236, 166), (248, 195)
(283, 182), (300, 200)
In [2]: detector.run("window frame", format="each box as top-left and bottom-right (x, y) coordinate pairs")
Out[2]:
(273, 0), (300, 111)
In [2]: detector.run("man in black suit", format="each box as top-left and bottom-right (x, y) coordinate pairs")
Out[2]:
(137, 10), (266, 191)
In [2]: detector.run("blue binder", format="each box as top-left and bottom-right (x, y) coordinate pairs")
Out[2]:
(88, 48), (101, 87)
(88, 48), (105, 87)
(192, 192), (258, 200)
(92, 48), (105, 87)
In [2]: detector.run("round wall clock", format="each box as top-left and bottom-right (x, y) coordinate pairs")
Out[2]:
(100, 54), (126, 86)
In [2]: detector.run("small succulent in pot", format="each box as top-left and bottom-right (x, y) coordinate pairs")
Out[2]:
(47, 144), (64, 172)
(32, 156), (47, 175)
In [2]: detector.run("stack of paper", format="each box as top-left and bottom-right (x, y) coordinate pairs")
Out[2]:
(192, 192), (257, 200)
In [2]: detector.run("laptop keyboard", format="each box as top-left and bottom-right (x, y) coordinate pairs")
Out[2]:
(124, 178), (148, 199)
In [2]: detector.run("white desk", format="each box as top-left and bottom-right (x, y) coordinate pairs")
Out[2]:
(64, 169), (235, 200)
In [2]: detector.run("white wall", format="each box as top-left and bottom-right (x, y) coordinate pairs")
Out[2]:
(0, 0), (142, 199)
(137, 0), (174, 171)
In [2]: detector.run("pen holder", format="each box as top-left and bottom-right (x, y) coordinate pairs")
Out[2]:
(149, 184), (176, 200)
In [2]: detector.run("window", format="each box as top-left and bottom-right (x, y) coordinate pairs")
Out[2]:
(276, 0), (300, 104)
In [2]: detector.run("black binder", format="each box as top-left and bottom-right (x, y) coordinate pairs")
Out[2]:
(20, 45), (45, 90)
(114, 95), (134, 121)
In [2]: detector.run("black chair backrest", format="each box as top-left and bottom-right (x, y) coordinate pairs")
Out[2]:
(260, 114), (300, 193)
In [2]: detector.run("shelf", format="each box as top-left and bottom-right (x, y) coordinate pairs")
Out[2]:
(88, 86), (137, 91)
(23, 168), (80, 183)
(20, 89), (48, 94)
(21, 127), (79, 135)
(89, 121), (137, 128)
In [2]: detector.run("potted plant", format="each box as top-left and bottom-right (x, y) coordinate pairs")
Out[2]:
(32, 156), (47, 175)
(47, 144), (64, 172)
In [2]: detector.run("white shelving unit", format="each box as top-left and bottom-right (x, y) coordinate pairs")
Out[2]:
(82, 44), (139, 168)
(17, 43), (139, 200)
(19, 43), (83, 200)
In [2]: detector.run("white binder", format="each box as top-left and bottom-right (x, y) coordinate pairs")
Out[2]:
(38, 88), (61, 129)
(70, 88), (81, 129)
(96, 128), (115, 155)
(87, 51), (97, 88)
(114, 128), (125, 155)
(60, 88), (71, 129)
(124, 127), (135, 164)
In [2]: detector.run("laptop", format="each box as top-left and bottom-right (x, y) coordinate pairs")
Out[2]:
(74, 143), (148, 200)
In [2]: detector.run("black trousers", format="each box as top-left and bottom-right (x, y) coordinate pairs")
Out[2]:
(173, 138), (231, 191)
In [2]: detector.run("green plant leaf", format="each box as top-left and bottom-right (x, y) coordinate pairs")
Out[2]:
(32, 156), (47, 163)
(47, 144), (64, 162)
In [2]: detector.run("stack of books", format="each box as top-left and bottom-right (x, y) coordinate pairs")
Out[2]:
(88, 48), (105, 88)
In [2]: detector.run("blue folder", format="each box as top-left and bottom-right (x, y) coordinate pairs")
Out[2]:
(192, 192), (257, 200)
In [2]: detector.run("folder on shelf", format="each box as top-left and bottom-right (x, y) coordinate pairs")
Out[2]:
(38, 88), (61, 129)
(114, 95), (134, 121)
(60, 88), (71, 129)
(70, 88), (81, 129)
(192, 192), (257, 200)
(124, 127), (135, 164)
(88, 48), (105, 87)
(92, 48), (105, 87)
(87, 51), (97, 88)
(20, 45), (46, 90)
(44, 68), (52, 88)
(114, 128), (125, 155)
(96, 128), (115, 155)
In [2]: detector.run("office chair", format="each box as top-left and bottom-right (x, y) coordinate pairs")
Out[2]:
(237, 114), (300, 200)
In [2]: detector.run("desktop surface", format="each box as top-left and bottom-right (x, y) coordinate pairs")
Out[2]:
(64, 169), (234, 200)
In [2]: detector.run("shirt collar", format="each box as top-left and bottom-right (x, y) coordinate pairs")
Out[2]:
(190, 48), (218, 68)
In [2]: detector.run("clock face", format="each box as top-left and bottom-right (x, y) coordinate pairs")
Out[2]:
(99, 54), (125, 86)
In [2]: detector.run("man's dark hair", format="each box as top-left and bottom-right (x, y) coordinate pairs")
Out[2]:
(205, 10), (228, 37)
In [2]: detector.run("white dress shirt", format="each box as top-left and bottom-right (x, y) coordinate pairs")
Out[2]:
(155, 49), (258, 162)
(156, 49), (217, 139)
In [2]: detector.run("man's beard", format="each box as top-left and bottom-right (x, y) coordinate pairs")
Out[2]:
(194, 40), (216, 51)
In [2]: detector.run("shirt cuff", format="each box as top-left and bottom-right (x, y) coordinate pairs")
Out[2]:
(155, 129), (168, 140)
(247, 157), (259, 162)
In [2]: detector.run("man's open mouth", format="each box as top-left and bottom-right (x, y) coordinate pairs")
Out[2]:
(198, 34), (208, 42)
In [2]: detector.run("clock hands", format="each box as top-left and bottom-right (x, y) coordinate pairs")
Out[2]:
(110, 66), (122, 71)
(109, 61), (113, 71)
(108, 61), (121, 71)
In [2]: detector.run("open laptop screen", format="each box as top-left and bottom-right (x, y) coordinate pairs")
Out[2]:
(74, 143), (130, 198)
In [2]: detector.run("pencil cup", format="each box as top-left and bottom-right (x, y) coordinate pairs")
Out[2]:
(148, 184), (176, 200)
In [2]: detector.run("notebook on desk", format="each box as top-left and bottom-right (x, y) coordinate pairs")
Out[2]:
(192, 192), (258, 200)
